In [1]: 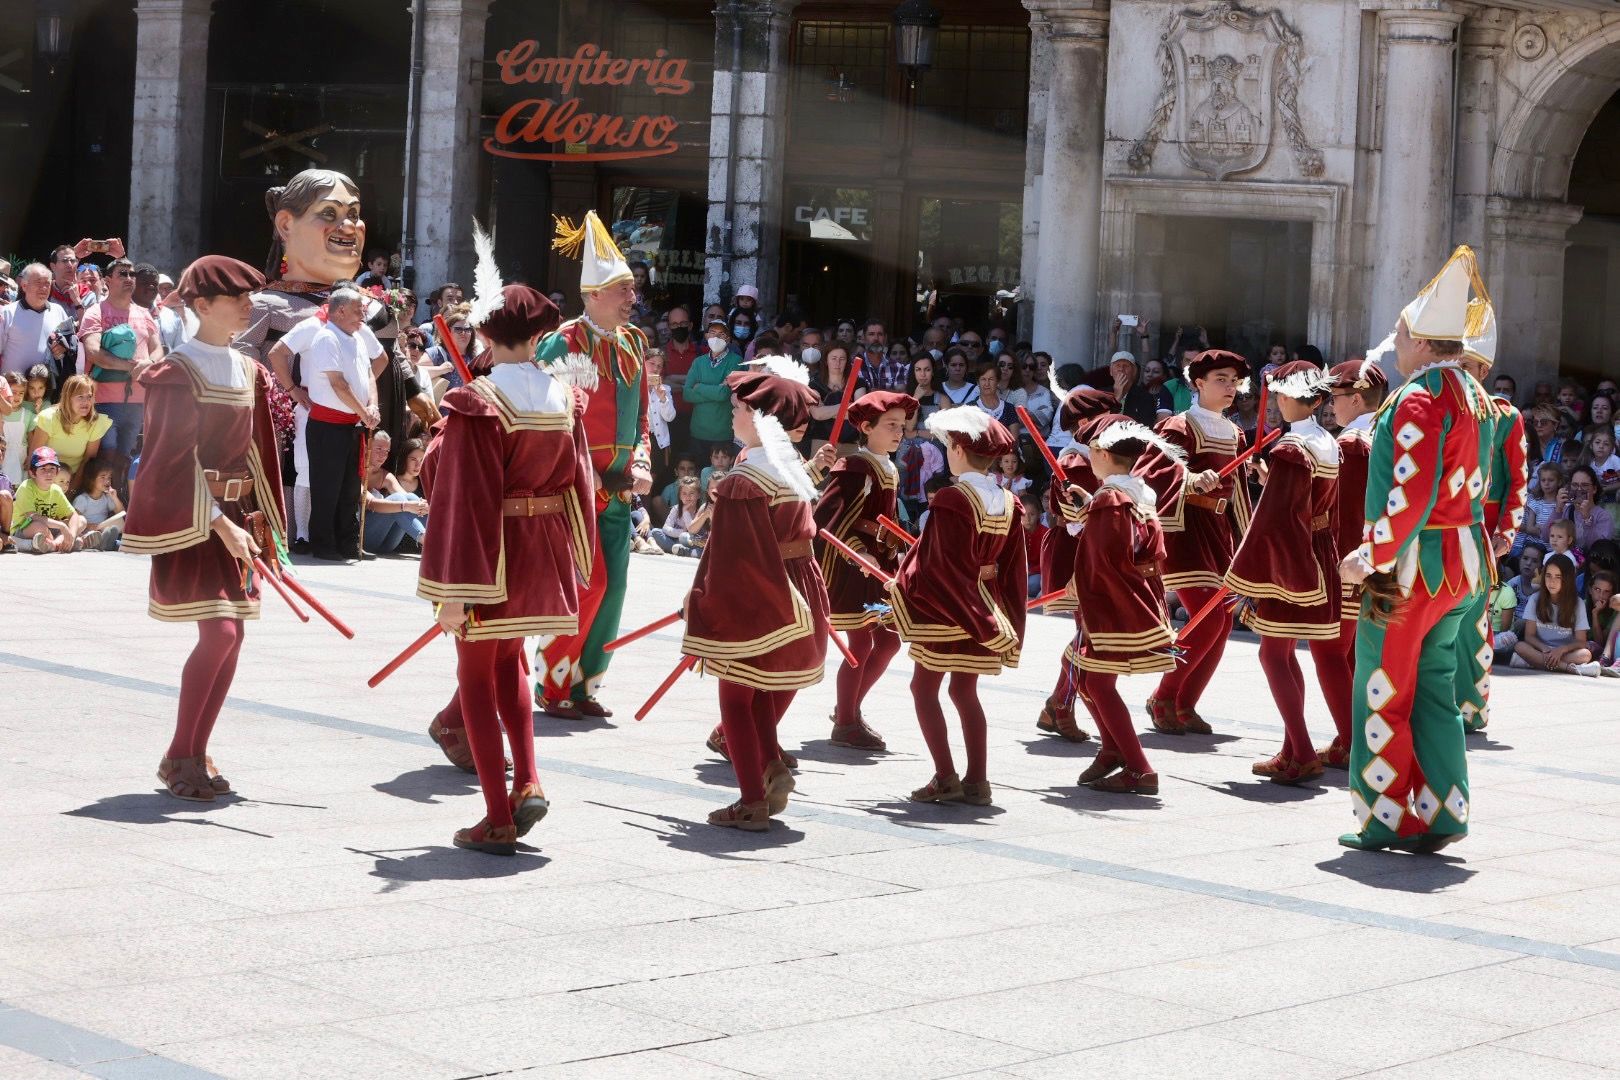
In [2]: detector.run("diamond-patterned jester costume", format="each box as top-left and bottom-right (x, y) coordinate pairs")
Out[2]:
(1450, 301), (1528, 734)
(1343, 246), (1496, 852)
(534, 212), (651, 711)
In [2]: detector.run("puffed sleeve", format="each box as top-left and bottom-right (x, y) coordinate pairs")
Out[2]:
(416, 406), (508, 606)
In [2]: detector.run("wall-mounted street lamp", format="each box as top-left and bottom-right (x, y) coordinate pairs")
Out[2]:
(893, 0), (941, 88)
(36, 0), (74, 76)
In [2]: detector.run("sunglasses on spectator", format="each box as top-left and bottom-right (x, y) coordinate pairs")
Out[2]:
(1534, 418), (1556, 426)
(960, 338), (983, 347)
(1021, 362), (1036, 370)
(450, 324), (472, 332)
(109, 270), (134, 279)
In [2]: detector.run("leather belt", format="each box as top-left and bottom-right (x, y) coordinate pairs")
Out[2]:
(1136, 560), (1161, 578)
(502, 494), (565, 517)
(852, 519), (901, 546)
(978, 564), (997, 581)
(203, 470), (254, 501)
(1311, 512), (1330, 531)
(1186, 492), (1228, 515)
(780, 538), (813, 560)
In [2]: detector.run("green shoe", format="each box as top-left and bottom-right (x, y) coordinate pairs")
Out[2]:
(1338, 831), (1401, 851)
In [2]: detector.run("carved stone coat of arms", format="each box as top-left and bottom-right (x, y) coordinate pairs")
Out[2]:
(1128, 2), (1324, 181)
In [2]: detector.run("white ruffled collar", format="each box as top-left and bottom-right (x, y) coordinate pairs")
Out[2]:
(1343, 411), (1374, 434)
(1102, 472), (1156, 509)
(1289, 416), (1341, 466)
(488, 362), (568, 414)
(958, 470), (1007, 516)
(1187, 401), (1234, 439)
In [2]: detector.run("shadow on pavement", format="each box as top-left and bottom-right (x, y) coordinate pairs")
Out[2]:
(791, 740), (896, 767)
(66, 791), (247, 824)
(610, 805), (807, 858)
(1018, 735), (1097, 758)
(372, 764), (482, 805)
(854, 798), (1007, 829)
(1313, 850), (1475, 891)
(535, 714), (616, 737)
(1193, 778), (1333, 805)
(1139, 731), (1243, 754)
(1465, 732), (1515, 752)
(364, 845), (549, 888)
(1037, 787), (1165, 814)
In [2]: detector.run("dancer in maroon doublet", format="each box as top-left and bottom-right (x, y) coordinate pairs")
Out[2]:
(892, 408), (1027, 807)
(814, 390), (918, 751)
(1224, 361), (1352, 785)
(683, 370), (829, 831)
(1070, 415), (1184, 795)
(1141, 350), (1252, 735)
(1325, 354), (1388, 765)
(416, 284), (597, 855)
(124, 257), (288, 802)
(1035, 387), (1117, 744)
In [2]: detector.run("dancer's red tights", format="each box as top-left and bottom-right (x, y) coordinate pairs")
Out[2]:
(455, 637), (537, 829)
(435, 651), (527, 733)
(1154, 585), (1231, 707)
(167, 618), (244, 760)
(834, 626), (901, 725)
(1049, 637), (1101, 726)
(910, 667), (988, 784)
(1077, 670), (1151, 774)
(718, 680), (796, 802)
(1258, 636), (1352, 761)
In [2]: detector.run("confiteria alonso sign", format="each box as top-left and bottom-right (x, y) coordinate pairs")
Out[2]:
(484, 42), (695, 162)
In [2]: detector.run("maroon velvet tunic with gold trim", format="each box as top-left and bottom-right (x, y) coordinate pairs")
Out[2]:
(1224, 433), (1341, 640)
(889, 478), (1026, 675)
(1144, 413), (1252, 593)
(682, 461), (831, 691)
(416, 376), (596, 642)
(1067, 482), (1175, 675)
(124, 350), (287, 623)
(1336, 426), (1373, 621)
(813, 449), (902, 631)
(1041, 456), (1099, 615)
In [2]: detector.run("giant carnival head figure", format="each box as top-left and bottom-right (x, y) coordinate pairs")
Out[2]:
(264, 168), (365, 285)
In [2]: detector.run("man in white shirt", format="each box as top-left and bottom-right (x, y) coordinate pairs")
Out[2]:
(301, 288), (380, 562)
(0, 264), (71, 382)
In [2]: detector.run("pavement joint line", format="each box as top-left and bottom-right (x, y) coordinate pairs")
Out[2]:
(0, 1004), (226, 1079)
(10, 649), (1620, 979)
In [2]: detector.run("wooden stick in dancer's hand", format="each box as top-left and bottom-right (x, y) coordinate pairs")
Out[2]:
(1027, 587), (1069, 610)
(636, 654), (698, 721)
(368, 625), (443, 688)
(1175, 586), (1230, 645)
(1216, 427), (1281, 479)
(817, 527), (893, 584)
(876, 514), (916, 546)
(1017, 406), (1090, 506)
(433, 314), (476, 384)
(278, 571), (356, 638)
(827, 629), (859, 669)
(604, 610), (683, 653)
(826, 357), (865, 447)
(252, 557), (310, 622)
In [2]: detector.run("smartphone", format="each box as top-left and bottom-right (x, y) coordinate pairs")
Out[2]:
(1118, 314), (1138, 328)
(90, 240), (110, 254)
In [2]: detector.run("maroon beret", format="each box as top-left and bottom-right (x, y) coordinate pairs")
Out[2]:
(925, 407), (1016, 458)
(845, 390), (918, 430)
(476, 285), (560, 346)
(1265, 359), (1334, 400)
(1057, 387), (1118, 435)
(1182, 349), (1249, 385)
(725, 370), (818, 432)
(178, 255), (267, 302)
(1327, 357), (1389, 392)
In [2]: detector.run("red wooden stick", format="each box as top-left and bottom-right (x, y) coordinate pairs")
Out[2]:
(433, 314), (475, 384)
(252, 557), (310, 622)
(1255, 377), (1269, 449)
(368, 625), (443, 688)
(1175, 586), (1231, 644)
(636, 654), (698, 721)
(278, 571), (356, 639)
(827, 629), (859, 668)
(1016, 406), (1062, 474)
(1217, 427), (1282, 478)
(876, 514), (917, 546)
(605, 610), (683, 653)
(817, 527), (893, 584)
(1027, 587), (1068, 610)
(827, 356), (864, 446)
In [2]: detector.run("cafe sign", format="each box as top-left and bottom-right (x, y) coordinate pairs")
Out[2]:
(485, 42), (695, 162)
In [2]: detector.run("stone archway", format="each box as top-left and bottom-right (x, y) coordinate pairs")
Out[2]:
(1487, 20), (1620, 384)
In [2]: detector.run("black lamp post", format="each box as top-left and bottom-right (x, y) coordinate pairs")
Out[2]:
(893, 0), (941, 88)
(36, 0), (74, 77)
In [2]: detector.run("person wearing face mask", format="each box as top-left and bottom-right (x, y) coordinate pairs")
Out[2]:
(729, 310), (758, 362)
(684, 316), (744, 457)
(662, 305), (698, 452)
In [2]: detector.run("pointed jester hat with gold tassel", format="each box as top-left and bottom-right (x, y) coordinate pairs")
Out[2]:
(1401, 245), (1492, 343)
(552, 210), (633, 293)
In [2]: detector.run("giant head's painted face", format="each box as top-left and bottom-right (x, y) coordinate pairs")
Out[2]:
(275, 174), (365, 285)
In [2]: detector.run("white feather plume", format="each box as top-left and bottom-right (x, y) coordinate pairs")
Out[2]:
(925, 406), (994, 443)
(1361, 334), (1395, 384)
(743, 355), (812, 386)
(1265, 366), (1334, 400)
(1093, 418), (1188, 465)
(754, 410), (818, 502)
(543, 352), (600, 391)
(467, 218), (506, 329)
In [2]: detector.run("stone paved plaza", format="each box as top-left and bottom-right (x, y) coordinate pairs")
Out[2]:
(4, 551), (1620, 1079)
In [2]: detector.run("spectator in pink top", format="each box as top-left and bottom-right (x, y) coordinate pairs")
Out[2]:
(77, 257), (162, 456)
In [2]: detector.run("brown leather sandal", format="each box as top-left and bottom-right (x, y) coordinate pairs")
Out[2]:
(1078, 750), (1123, 785)
(427, 717), (512, 773)
(1089, 768), (1159, 795)
(1146, 697), (1184, 734)
(763, 761), (795, 816)
(1316, 736), (1351, 770)
(510, 783), (550, 837)
(706, 724), (730, 761)
(1037, 699), (1093, 743)
(454, 820), (517, 855)
(707, 799), (770, 831)
(1175, 707), (1212, 735)
(955, 779), (993, 806)
(157, 756), (216, 802)
(203, 756), (232, 794)
(909, 772), (965, 803)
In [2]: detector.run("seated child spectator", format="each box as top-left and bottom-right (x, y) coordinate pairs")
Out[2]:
(1513, 552), (1601, 675)
(1581, 425), (1620, 503)
(652, 451), (699, 525)
(1588, 570), (1618, 667)
(1518, 460), (1563, 557)
(1545, 518), (1586, 592)
(652, 474), (709, 556)
(1020, 490), (1047, 598)
(362, 430), (429, 555)
(70, 457), (125, 550)
(699, 442), (736, 492)
(10, 447), (87, 552)
(0, 442), (12, 551)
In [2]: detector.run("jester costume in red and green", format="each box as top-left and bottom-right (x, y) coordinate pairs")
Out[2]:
(533, 317), (649, 714)
(1344, 360), (1492, 850)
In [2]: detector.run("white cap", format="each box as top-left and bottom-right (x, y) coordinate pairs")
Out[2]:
(1109, 350), (1137, 365)
(735, 285), (760, 302)
(157, 273), (174, 287)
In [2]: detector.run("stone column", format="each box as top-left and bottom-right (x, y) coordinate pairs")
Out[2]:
(1484, 196), (1582, 389)
(128, 0), (213, 272)
(705, 0), (800, 308)
(1451, 8), (1509, 255)
(1024, 0), (1109, 363)
(1018, 12), (1054, 343)
(1366, 3), (1462, 344)
(412, 0), (490, 295)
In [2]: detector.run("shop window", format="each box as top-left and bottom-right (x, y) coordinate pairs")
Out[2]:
(609, 185), (708, 314)
(783, 184), (875, 321)
(913, 26), (1030, 149)
(915, 197), (1022, 328)
(791, 22), (890, 146)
